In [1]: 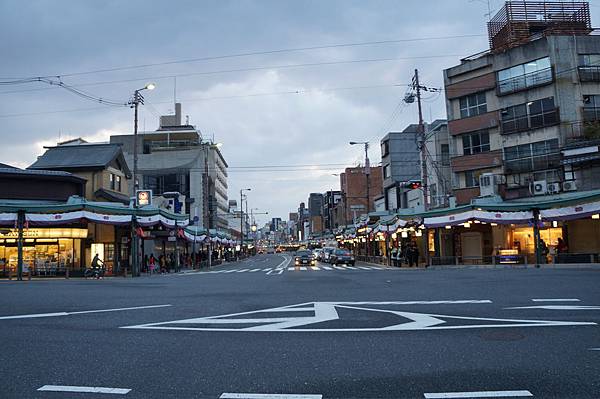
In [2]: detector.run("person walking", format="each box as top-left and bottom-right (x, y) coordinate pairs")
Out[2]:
(148, 253), (156, 275)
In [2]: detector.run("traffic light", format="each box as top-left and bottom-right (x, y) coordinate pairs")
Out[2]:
(403, 181), (422, 190)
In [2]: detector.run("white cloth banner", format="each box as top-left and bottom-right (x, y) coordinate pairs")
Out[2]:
(26, 211), (131, 225)
(424, 210), (532, 227)
(137, 215), (160, 226)
(0, 213), (17, 225)
(541, 201), (600, 221)
(158, 215), (189, 228)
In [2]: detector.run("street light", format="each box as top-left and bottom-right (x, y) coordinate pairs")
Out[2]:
(128, 83), (155, 278)
(349, 141), (370, 256)
(130, 83), (156, 191)
(240, 188), (251, 253)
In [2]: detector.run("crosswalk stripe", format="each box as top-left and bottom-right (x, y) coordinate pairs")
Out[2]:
(249, 268), (261, 272)
(236, 269), (249, 273)
(321, 266), (332, 270)
(333, 266), (345, 270)
(224, 270), (237, 273)
(288, 267), (295, 271)
(263, 268), (272, 271)
(299, 267), (307, 271)
(345, 266), (358, 270)
(357, 266), (371, 270)
(424, 390), (533, 398)
(311, 266), (320, 270)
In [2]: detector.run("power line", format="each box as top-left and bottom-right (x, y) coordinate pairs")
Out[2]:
(3, 34), (485, 79)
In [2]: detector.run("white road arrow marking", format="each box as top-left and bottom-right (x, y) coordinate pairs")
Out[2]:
(121, 301), (594, 332)
(506, 305), (600, 310)
(0, 304), (172, 321)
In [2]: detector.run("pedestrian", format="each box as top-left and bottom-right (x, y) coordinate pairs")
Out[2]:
(539, 238), (549, 264)
(149, 253), (156, 274)
(143, 254), (149, 273)
(411, 242), (420, 267)
(159, 255), (166, 274)
(556, 237), (567, 254)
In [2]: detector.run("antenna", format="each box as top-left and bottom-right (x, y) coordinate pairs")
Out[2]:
(173, 76), (177, 108)
(186, 115), (190, 125)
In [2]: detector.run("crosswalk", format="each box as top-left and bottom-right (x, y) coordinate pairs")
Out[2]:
(179, 264), (391, 276)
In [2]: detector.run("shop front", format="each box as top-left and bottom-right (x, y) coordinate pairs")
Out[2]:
(0, 227), (87, 276)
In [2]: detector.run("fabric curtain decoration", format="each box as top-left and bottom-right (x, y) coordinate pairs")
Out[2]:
(541, 201), (600, 221)
(424, 210), (533, 228)
(26, 211), (132, 226)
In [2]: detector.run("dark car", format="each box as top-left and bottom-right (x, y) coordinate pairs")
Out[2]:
(329, 249), (355, 266)
(294, 250), (315, 266)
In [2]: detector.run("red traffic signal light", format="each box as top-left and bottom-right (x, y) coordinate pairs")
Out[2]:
(403, 181), (422, 190)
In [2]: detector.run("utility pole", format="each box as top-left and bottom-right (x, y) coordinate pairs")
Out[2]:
(414, 69), (428, 211)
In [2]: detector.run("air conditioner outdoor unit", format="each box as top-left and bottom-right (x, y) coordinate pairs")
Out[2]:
(479, 173), (497, 197)
(563, 181), (578, 192)
(532, 180), (548, 195)
(547, 182), (561, 194)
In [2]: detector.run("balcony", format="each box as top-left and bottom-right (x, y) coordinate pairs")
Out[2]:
(448, 111), (498, 136)
(451, 150), (503, 173)
(501, 108), (559, 135)
(497, 67), (553, 95)
(579, 66), (600, 82)
(454, 187), (480, 205)
(565, 109), (600, 143)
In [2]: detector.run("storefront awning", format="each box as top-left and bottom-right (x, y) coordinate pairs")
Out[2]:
(424, 210), (533, 228)
(540, 200), (600, 221)
(0, 213), (17, 226)
(26, 211), (132, 226)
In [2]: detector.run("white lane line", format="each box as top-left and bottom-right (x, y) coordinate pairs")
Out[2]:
(220, 393), (322, 399)
(531, 298), (580, 302)
(311, 266), (320, 270)
(424, 390), (533, 398)
(0, 304), (172, 321)
(277, 269), (284, 275)
(38, 385), (131, 394)
(249, 268), (261, 272)
(236, 269), (249, 273)
(321, 266), (332, 270)
(589, 348), (600, 351)
(331, 300), (493, 305)
(507, 305), (600, 310)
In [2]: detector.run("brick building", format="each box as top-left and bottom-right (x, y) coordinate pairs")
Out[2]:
(339, 166), (383, 223)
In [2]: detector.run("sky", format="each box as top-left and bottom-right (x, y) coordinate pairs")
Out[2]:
(1, 0), (599, 227)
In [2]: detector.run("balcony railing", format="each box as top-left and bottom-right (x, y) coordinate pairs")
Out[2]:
(578, 66), (600, 82)
(501, 108), (559, 135)
(497, 67), (553, 95)
(583, 107), (600, 122)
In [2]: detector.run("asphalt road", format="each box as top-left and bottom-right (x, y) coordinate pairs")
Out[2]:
(1, 253), (599, 399)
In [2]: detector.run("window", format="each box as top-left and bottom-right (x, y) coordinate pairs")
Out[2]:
(583, 95), (600, 121)
(501, 97), (558, 134)
(441, 144), (450, 166)
(381, 140), (390, 157)
(459, 92), (487, 118)
(504, 139), (559, 174)
(109, 174), (115, 190)
(498, 57), (552, 94)
(142, 174), (190, 196)
(465, 171), (479, 188)
(115, 175), (122, 192)
(578, 54), (600, 82)
(383, 164), (391, 179)
(462, 131), (490, 155)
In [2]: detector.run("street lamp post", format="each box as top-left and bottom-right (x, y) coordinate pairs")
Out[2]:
(350, 141), (371, 257)
(129, 83), (155, 277)
(240, 188), (251, 257)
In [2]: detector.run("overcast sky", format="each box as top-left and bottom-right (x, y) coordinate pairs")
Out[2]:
(2, 0), (599, 226)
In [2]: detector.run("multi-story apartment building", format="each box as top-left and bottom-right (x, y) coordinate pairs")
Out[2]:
(110, 103), (229, 229)
(444, 1), (598, 205)
(322, 190), (342, 231)
(380, 120), (450, 211)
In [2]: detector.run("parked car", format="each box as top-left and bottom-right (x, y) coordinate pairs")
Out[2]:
(329, 249), (355, 266)
(294, 250), (316, 266)
(322, 247), (336, 263)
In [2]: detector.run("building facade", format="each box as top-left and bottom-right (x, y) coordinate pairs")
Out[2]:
(444, 1), (598, 205)
(339, 166), (383, 223)
(110, 103), (229, 229)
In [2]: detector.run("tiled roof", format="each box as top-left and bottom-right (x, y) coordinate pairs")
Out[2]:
(29, 143), (123, 170)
